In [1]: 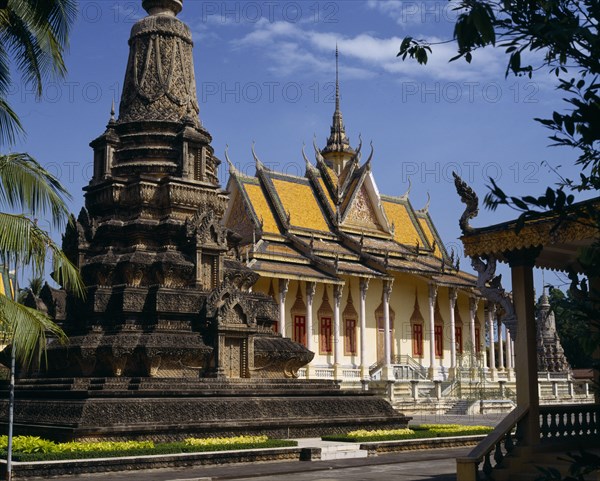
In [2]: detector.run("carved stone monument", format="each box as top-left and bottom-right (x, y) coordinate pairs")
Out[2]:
(1, 0), (408, 441)
(536, 291), (570, 373)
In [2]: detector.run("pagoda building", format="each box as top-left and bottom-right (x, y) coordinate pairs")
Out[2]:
(0, 0), (409, 441)
(224, 49), (484, 383)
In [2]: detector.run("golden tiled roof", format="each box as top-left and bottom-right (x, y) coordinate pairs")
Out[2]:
(244, 183), (280, 234)
(382, 200), (424, 247)
(418, 217), (442, 258)
(271, 178), (329, 232)
(317, 177), (335, 210)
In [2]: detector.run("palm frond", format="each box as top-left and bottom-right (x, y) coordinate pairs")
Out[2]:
(0, 153), (70, 227)
(0, 293), (66, 367)
(0, 213), (84, 296)
(0, 99), (24, 146)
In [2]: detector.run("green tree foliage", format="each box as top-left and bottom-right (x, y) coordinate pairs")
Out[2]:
(398, 0), (599, 210)
(398, 0), (600, 367)
(0, 0), (81, 368)
(0, 153), (84, 366)
(0, 0), (77, 146)
(547, 288), (593, 369)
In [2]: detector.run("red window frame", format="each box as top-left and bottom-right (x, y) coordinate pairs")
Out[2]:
(345, 319), (357, 355)
(294, 315), (306, 346)
(320, 317), (332, 354)
(412, 323), (423, 358)
(475, 327), (481, 353)
(272, 320), (278, 334)
(434, 325), (443, 358)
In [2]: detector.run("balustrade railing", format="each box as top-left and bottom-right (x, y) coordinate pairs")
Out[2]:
(539, 404), (600, 441)
(456, 405), (527, 481)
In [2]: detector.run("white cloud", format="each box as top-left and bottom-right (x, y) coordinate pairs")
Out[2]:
(366, 0), (462, 27)
(232, 20), (507, 83)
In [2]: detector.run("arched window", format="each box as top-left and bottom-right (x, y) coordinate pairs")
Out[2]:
(290, 283), (307, 346)
(343, 288), (358, 356)
(318, 286), (333, 354)
(410, 289), (424, 359)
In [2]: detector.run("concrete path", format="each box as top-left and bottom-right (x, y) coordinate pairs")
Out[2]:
(45, 447), (471, 481)
(29, 415), (505, 480)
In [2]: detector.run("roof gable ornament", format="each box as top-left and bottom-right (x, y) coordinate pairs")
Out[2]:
(452, 172), (479, 234)
(302, 143), (319, 176)
(251, 141), (267, 173)
(417, 192), (431, 215)
(225, 144), (242, 176)
(401, 178), (412, 200)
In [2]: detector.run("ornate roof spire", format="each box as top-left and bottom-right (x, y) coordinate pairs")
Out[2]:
(119, 0), (199, 125)
(321, 45), (354, 171)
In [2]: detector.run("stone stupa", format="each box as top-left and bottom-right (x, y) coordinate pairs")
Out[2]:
(1, 0), (408, 441)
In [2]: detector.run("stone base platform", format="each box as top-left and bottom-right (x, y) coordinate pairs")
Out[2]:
(0, 378), (410, 441)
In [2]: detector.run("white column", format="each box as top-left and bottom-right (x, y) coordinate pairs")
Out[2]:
(469, 297), (478, 376)
(481, 311), (488, 371)
(428, 284), (437, 380)
(333, 284), (343, 380)
(382, 279), (394, 381)
(488, 303), (497, 380)
(506, 327), (514, 380)
(359, 278), (370, 381)
(449, 288), (457, 379)
(278, 279), (289, 337)
(305, 281), (316, 379)
(498, 320), (505, 371)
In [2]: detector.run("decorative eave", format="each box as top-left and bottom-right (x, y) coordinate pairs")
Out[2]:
(252, 143), (292, 233)
(453, 172), (599, 273)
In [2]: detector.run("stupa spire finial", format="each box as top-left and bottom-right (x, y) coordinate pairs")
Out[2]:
(142, 0), (183, 16)
(335, 43), (340, 114)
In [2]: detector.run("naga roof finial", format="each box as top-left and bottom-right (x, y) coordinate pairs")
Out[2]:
(453, 172), (479, 234)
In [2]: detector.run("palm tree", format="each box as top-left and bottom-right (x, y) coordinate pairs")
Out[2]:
(0, 153), (84, 366)
(0, 0), (77, 146)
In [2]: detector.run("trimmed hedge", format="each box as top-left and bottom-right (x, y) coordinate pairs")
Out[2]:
(0, 435), (297, 462)
(321, 424), (493, 442)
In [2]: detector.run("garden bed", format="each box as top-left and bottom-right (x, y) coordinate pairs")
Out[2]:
(322, 424), (493, 443)
(0, 435), (297, 462)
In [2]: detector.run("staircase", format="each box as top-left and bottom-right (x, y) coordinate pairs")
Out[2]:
(445, 399), (474, 415)
(295, 438), (368, 461)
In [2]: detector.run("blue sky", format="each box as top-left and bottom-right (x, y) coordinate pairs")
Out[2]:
(7, 0), (581, 292)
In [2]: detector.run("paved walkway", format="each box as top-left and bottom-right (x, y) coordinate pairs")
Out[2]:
(29, 416), (505, 480)
(50, 446), (470, 481)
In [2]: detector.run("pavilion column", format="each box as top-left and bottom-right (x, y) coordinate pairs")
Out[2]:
(305, 282), (316, 379)
(487, 303), (497, 380)
(359, 278), (370, 383)
(498, 319), (505, 371)
(508, 248), (541, 446)
(278, 279), (289, 338)
(428, 283), (437, 380)
(469, 297), (479, 377)
(506, 327), (514, 380)
(481, 313), (487, 373)
(382, 279), (395, 381)
(333, 284), (343, 381)
(591, 277), (600, 404)
(448, 288), (457, 379)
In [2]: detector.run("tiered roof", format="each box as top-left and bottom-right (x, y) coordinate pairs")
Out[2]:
(223, 52), (476, 290)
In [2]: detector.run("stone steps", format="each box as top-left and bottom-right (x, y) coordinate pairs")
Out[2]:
(445, 400), (472, 415)
(320, 443), (369, 460)
(294, 438), (369, 461)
